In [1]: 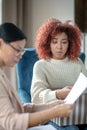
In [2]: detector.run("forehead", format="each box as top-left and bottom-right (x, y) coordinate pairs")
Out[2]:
(52, 32), (68, 40)
(10, 39), (26, 47)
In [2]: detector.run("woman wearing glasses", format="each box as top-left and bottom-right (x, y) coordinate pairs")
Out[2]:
(0, 22), (74, 130)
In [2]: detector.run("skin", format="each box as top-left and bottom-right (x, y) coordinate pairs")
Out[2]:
(0, 38), (73, 128)
(50, 32), (72, 99)
(27, 100), (73, 127)
(0, 38), (26, 67)
(50, 32), (69, 60)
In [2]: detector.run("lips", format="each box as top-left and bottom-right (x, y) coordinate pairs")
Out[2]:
(56, 51), (63, 54)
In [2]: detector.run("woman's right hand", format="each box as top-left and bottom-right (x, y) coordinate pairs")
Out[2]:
(54, 103), (73, 118)
(56, 86), (72, 99)
(28, 102), (73, 127)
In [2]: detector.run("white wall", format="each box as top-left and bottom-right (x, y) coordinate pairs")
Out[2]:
(28, 0), (74, 46)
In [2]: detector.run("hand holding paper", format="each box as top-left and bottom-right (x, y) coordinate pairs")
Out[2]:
(65, 73), (87, 104)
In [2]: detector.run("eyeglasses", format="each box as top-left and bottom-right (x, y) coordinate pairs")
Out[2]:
(8, 44), (25, 56)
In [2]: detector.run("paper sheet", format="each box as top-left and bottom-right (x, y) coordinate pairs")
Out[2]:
(65, 72), (87, 104)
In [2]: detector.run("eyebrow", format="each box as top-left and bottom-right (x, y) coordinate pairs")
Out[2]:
(61, 39), (68, 41)
(52, 38), (68, 40)
(51, 38), (57, 40)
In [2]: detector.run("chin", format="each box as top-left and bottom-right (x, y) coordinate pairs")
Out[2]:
(10, 64), (15, 67)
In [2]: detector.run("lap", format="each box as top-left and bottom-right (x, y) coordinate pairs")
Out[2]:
(28, 123), (87, 130)
(45, 121), (79, 130)
(28, 124), (56, 130)
(50, 125), (79, 130)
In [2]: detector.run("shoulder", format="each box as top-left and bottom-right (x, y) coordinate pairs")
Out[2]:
(65, 58), (86, 70)
(69, 57), (84, 65)
(34, 59), (48, 67)
(74, 58), (85, 65)
(33, 59), (51, 73)
(68, 58), (86, 70)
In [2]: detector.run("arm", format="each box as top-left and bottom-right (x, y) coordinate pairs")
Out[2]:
(31, 62), (72, 103)
(31, 62), (57, 103)
(23, 100), (63, 112)
(22, 100), (73, 127)
(0, 82), (29, 130)
(31, 100), (64, 112)
(28, 103), (73, 128)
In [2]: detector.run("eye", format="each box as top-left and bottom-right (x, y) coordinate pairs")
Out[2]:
(62, 41), (68, 44)
(16, 49), (21, 53)
(52, 39), (57, 44)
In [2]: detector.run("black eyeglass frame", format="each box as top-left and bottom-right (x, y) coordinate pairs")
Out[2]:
(8, 44), (25, 56)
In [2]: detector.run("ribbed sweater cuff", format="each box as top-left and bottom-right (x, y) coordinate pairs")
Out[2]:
(44, 90), (57, 103)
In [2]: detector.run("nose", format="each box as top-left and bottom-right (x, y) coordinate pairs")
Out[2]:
(56, 42), (62, 49)
(17, 53), (23, 59)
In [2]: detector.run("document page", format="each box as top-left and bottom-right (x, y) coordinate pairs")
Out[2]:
(65, 72), (87, 104)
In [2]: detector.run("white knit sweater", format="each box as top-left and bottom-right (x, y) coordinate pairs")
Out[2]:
(31, 57), (87, 103)
(31, 57), (87, 125)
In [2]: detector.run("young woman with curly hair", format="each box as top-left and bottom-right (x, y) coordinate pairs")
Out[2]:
(31, 18), (87, 130)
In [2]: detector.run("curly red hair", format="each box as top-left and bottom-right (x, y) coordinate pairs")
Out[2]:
(35, 18), (82, 60)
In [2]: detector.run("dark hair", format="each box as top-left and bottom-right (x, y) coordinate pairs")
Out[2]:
(0, 22), (27, 43)
(36, 18), (82, 60)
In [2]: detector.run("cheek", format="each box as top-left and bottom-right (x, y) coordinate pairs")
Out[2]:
(50, 44), (55, 50)
(5, 53), (15, 63)
(4, 50), (14, 59)
(5, 57), (15, 67)
(64, 44), (69, 51)
(66, 46), (68, 51)
(5, 56), (12, 63)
